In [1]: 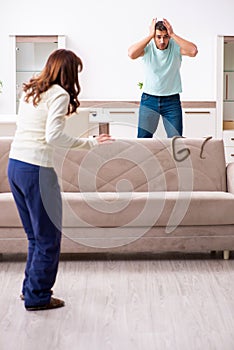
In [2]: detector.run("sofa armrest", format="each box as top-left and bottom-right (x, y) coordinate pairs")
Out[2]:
(227, 163), (234, 194)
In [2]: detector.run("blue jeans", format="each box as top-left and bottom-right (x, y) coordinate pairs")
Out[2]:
(137, 92), (183, 138)
(8, 159), (62, 308)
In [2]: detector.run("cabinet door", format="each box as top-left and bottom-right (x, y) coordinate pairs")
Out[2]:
(16, 41), (58, 109)
(182, 108), (216, 138)
(223, 101), (234, 120)
(13, 35), (66, 114)
(224, 72), (234, 101)
(224, 147), (234, 163)
(108, 109), (138, 138)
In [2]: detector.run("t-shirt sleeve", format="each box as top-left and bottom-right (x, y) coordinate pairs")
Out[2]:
(171, 39), (182, 61)
(142, 42), (151, 61)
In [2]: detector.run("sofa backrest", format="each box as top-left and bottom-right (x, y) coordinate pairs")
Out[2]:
(0, 137), (12, 193)
(0, 137), (227, 193)
(54, 138), (227, 192)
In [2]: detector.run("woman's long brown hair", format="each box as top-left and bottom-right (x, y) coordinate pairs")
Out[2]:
(23, 49), (83, 115)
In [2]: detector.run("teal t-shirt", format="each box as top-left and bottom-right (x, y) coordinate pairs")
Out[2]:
(142, 39), (182, 96)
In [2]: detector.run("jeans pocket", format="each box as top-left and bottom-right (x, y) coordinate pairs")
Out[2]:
(141, 93), (151, 102)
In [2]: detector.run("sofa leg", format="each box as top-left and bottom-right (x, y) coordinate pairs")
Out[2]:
(223, 250), (230, 260)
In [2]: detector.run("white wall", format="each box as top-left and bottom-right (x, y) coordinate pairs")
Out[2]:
(1, 0), (234, 113)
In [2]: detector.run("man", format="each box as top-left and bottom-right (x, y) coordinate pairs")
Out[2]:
(128, 18), (198, 138)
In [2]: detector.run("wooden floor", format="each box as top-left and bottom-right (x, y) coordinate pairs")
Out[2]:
(0, 252), (234, 350)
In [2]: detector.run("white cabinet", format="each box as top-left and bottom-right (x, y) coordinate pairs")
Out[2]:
(223, 70), (234, 124)
(84, 105), (217, 139)
(182, 108), (216, 138)
(108, 108), (138, 138)
(224, 71), (234, 101)
(88, 107), (139, 138)
(217, 35), (234, 160)
(10, 35), (66, 114)
(223, 131), (234, 163)
(0, 115), (17, 136)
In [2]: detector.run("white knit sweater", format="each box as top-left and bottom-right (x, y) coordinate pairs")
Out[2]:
(9, 84), (97, 167)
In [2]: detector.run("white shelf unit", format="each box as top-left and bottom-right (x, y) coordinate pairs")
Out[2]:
(217, 35), (234, 160)
(86, 105), (216, 139)
(9, 35), (66, 114)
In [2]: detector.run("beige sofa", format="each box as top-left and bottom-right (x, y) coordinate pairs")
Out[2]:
(1, 137), (234, 259)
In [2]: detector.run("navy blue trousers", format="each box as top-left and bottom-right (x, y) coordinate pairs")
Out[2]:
(8, 159), (62, 307)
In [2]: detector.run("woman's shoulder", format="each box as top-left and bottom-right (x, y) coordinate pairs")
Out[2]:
(47, 84), (69, 97)
(42, 84), (69, 104)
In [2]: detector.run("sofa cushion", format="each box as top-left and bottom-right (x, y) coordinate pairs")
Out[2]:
(54, 138), (227, 193)
(0, 193), (22, 226)
(3, 190), (234, 230)
(62, 191), (234, 228)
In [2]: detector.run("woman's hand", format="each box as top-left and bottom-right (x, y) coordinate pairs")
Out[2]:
(96, 134), (114, 144)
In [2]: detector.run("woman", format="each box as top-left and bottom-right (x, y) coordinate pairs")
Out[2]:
(8, 49), (112, 311)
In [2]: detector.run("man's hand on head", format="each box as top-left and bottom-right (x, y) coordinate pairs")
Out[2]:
(149, 18), (157, 38)
(163, 18), (174, 37)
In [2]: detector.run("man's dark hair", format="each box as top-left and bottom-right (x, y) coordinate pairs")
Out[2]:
(155, 21), (167, 31)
